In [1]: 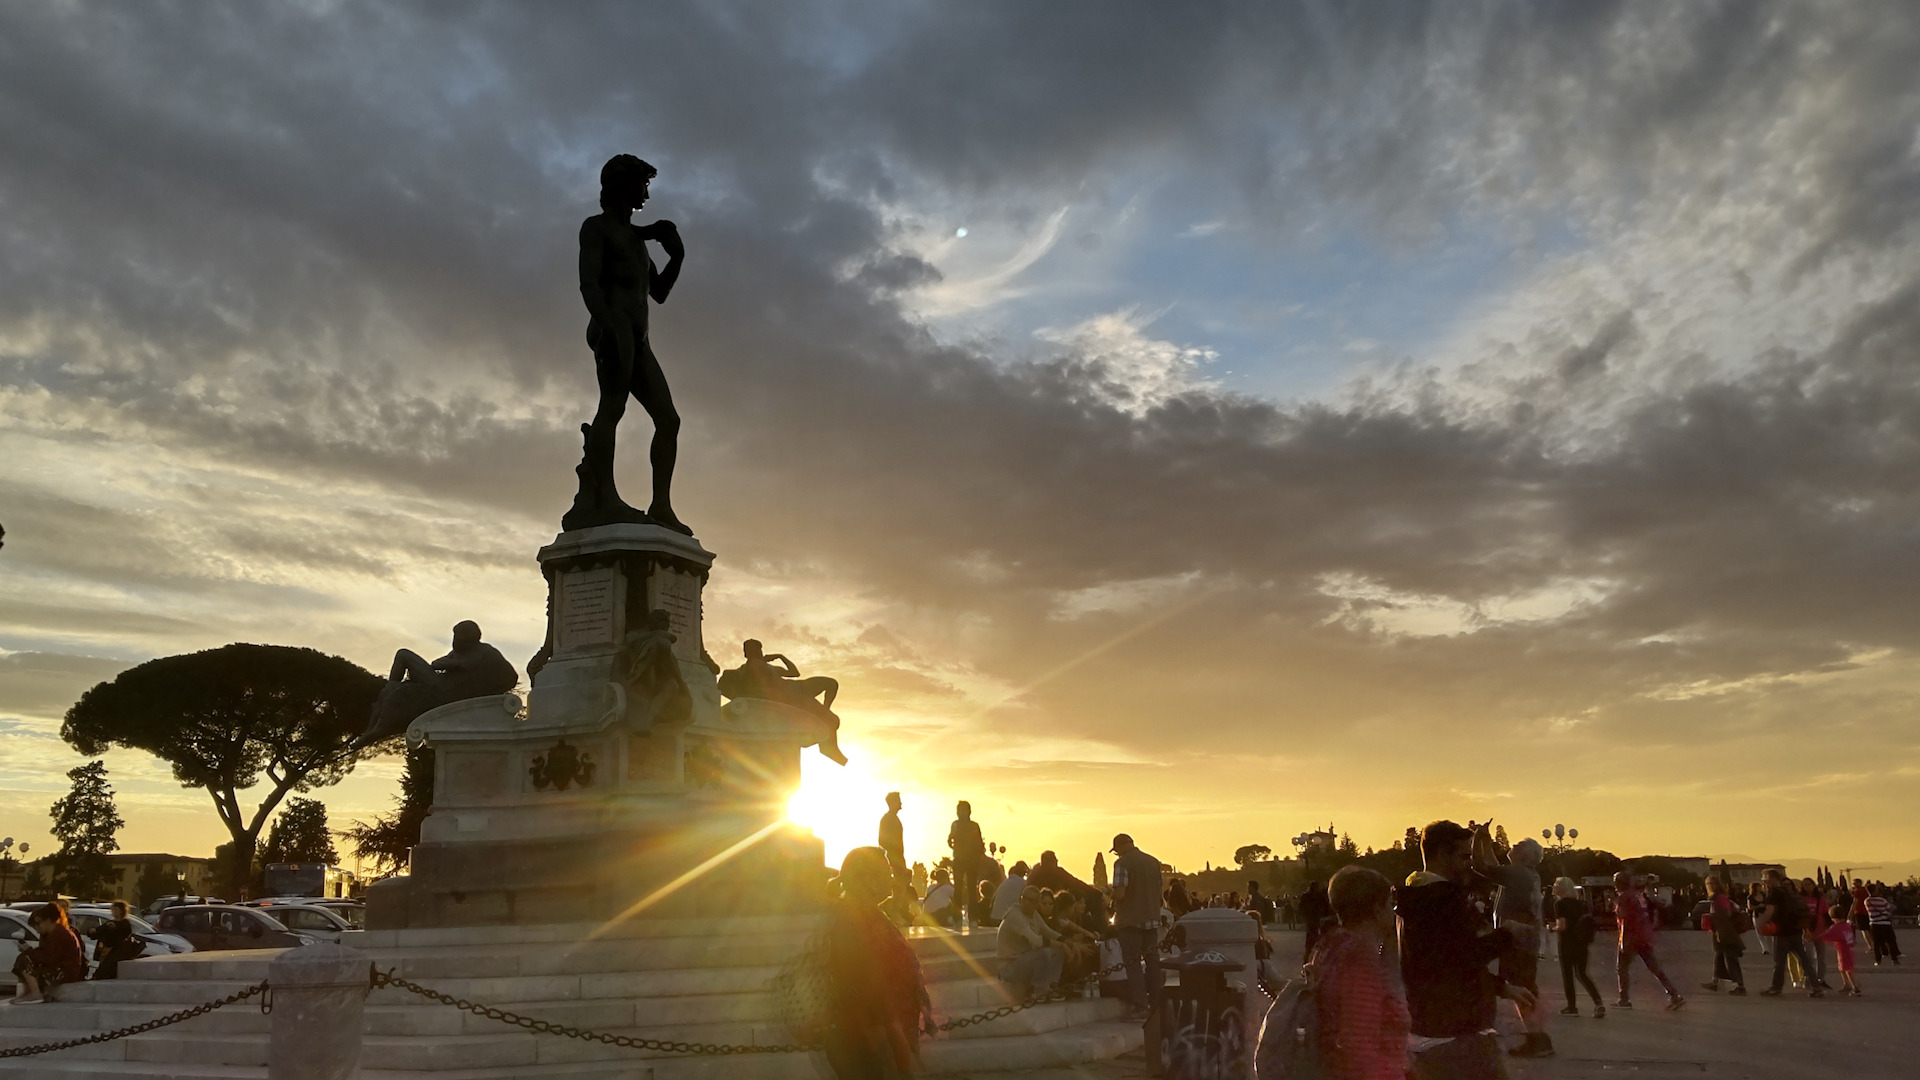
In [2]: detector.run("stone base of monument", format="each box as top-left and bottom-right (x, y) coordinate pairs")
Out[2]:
(367, 524), (835, 931)
(0, 922), (1142, 1079)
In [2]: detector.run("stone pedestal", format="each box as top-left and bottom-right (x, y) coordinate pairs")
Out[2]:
(268, 943), (370, 1080)
(371, 524), (828, 929)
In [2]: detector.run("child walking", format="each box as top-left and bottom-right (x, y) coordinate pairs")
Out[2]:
(1821, 902), (1862, 996)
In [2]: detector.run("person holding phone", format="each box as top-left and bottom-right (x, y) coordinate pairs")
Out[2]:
(10, 904), (84, 1003)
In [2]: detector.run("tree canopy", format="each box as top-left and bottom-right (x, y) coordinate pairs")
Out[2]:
(343, 743), (434, 875)
(48, 760), (123, 897)
(1233, 843), (1272, 867)
(63, 643), (381, 894)
(260, 797), (339, 865)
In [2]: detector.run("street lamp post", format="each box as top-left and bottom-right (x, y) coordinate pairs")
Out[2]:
(1539, 824), (1580, 853)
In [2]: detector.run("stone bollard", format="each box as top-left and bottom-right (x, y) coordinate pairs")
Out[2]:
(268, 943), (370, 1080)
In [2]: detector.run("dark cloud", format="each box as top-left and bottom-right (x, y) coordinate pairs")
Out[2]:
(3, 1), (1919, 861)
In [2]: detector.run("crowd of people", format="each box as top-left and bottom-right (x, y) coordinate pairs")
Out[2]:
(830, 794), (1912, 1080)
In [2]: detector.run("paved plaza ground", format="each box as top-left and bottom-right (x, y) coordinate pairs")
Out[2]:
(1008, 927), (1917, 1080)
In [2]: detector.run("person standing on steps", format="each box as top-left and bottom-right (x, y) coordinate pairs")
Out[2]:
(947, 802), (986, 930)
(1109, 832), (1165, 1022)
(569, 153), (689, 535)
(878, 792), (911, 924)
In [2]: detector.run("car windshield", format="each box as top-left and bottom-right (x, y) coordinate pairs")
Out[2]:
(329, 906), (365, 928)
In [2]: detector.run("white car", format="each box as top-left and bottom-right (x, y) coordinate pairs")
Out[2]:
(256, 903), (355, 943)
(67, 906), (194, 959)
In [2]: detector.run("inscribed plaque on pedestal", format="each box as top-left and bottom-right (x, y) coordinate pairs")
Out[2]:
(557, 565), (621, 653)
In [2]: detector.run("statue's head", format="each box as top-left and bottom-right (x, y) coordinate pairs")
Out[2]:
(452, 620), (482, 648)
(644, 609), (671, 631)
(600, 154), (657, 213)
(742, 638), (763, 659)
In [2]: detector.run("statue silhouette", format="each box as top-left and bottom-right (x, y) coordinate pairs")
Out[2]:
(565, 154), (689, 534)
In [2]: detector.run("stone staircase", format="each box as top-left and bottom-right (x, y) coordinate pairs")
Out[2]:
(0, 916), (1140, 1079)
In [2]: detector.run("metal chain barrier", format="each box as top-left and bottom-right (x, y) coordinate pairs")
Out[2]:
(369, 967), (815, 1055)
(370, 958), (1131, 1057)
(935, 960), (1127, 1032)
(0, 980), (271, 1059)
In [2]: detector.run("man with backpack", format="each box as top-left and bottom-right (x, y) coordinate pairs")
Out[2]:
(1760, 868), (1823, 997)
(1397, 821), (1534, 1079)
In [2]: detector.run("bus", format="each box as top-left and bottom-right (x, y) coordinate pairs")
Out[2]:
(262, 863), (359, 899)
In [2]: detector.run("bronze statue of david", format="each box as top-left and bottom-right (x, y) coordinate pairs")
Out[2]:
(565, 154), (690, 534)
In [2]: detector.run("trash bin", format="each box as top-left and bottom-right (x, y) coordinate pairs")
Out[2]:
(1177, 908), (1262, 975)
(1146, 952), (1252, 1080)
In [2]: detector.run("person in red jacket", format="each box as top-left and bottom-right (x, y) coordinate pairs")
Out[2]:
(11, 904), (85, 1003)
(822, 847), (935, 1079)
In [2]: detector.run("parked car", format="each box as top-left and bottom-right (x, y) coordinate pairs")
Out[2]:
(144, 895), (225, 917)
(246, 897), (365, 929)
(256, 903), (355, 943)
(67, 905), (194, 959)
(150, 905), (312, 951)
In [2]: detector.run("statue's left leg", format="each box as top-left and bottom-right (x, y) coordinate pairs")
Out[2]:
(797, 676), (838, 708)
(632, 339), (687, 534)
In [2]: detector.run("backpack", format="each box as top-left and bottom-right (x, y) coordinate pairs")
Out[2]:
(1253, 968), (1322, 1080)
(768, 927), (833, 1044)
(1574, 912), (1597, 947)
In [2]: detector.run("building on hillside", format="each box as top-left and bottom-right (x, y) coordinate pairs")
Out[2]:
(14, 853), (217, 905)
(1713, 861), (1785, 889)
(106, 854), (218, 903)
(1631, 855), (1712, 880)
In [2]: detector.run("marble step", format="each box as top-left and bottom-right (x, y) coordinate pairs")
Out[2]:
(0, 992), (1122, 1067)
(348, 914), (826, 950)
(0, 1018), (1141, 1080)
(97, 926), (991, 987)
(6, 971), (1081, 1042)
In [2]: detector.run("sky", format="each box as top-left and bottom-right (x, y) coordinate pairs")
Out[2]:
(3, 1), (1920, 882)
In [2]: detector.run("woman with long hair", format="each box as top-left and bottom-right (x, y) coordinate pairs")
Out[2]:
(822, 847), (935, 1080)
(10, 904), (84, 1003)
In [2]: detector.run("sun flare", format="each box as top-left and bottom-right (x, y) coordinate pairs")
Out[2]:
(784, 752), (898, 869)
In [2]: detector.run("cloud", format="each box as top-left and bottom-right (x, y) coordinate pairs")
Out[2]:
(1, 1), (1919, 867)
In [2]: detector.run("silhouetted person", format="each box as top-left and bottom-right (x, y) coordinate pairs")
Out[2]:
(567, 153), (688, 534)
(878, 792), (910, 922)
(1300, 878), (1332, 962)
(948, 802), (986, 928)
